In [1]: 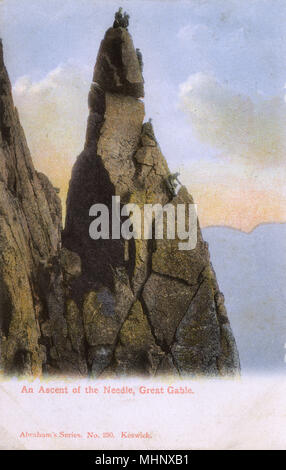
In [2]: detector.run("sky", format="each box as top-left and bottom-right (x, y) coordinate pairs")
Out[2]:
(1, 0), (286, 231)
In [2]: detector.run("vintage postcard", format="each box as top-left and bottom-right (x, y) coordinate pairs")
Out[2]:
(0, 0), (285, 451)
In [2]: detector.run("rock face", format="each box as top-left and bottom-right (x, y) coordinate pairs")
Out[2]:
(63, 25), (240, 377)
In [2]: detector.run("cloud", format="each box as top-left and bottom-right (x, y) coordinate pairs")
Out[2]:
(178, 158), (286, 232)
(177, 23), (211, 42)
(13, 62), (90, 214)
(179, 73), (286, 166)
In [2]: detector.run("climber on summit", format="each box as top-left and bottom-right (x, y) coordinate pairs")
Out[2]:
(166, 172), (182, 197)
(113, 7), (130, 29)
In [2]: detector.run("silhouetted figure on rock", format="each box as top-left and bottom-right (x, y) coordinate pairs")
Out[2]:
(113, 7), (130, 29)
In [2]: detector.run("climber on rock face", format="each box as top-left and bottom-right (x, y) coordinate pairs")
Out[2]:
(113, 7), (130, 29)
(142, 118), (156, 142)
(166, 172), (182, 197)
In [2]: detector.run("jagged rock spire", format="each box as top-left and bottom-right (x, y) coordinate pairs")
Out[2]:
(63, 16), (240, 377)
